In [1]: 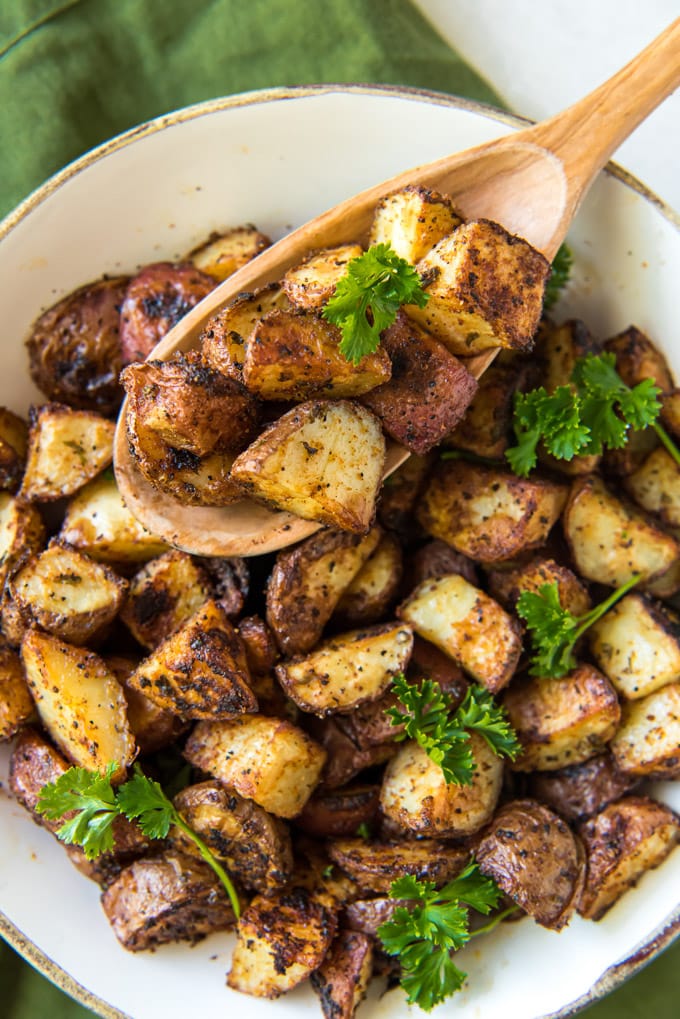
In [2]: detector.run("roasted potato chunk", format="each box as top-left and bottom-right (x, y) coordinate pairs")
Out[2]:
(335, 532), (403, 625)
(604, 325), (674, 392)
(108, 654), (187, 755)
(577, 796), (680, 920)
(405, 538), (479, 590)
(589, 592), (680, 699)
(119, 262), (215, 364)
(296, 784), (380, 838)
(172, 780), (293, 892)
(361, 311), (478, 454)
(0, 493), (45, 589)
(0, 643), (34, 739)
(528, 753), (638, 823)
(10, 543), (126, 645)
(398, 574), (522, 692)
(126, 599), (256, 721)
(231, 400), (386, 533)
(377, 452), (435, 538)
(237, 614), (279, 676)
(369, 185), (462, 263)
(503, 665), (621, 772)
(417, 460), (567, 563)
(0, 408), (28, 491)
(610, 683), (680, 778)
(19, 403), (114, 502)
(266, 526), (382, 656)
(101, 850), (236, 950)
(276, 622), (413, 716)
(282, 244), (363, 310)
(21, 630), (136, 778)
(327, 837), (468, 893)
(243, 309), (391, 400)
(60, 474), (169, 563)
(625, 447), (680, 528)
(0, 586), (30, 648)
(305, 715), (396, 789)
(188, 225), (270, 281)
(184, 714), (326, 818)
(26, 276), (128, 414)
(487, 556), (591, 617)
(120, 549), (213, 650)
(406, 219), (550, 355)
(444, 362), (528, 460)
(200, 284), (289, 382)
(380, 733), (503, 837)
(310, 929), (373, 1019)
(228, 884), (337, 998)
(477, 799), (585, 930)
(563, 475), (680, 586)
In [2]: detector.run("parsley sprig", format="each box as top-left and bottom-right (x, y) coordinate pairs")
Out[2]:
(37, 763), (240, 917)
(543, 242), (573, 310)
(516, 575), (641, 678)
(506, 351), (677, 477)
(322, 243), (429, 364)
(377, 863), (514, 1012)
(387, 674), (520, 784)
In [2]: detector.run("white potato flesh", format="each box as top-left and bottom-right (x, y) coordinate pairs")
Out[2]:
(282, 244), (363, 310)
(610, 684), (680, 778)
(20, 405), (115, 501)
(0, 493), (45, 588)
(369, 186), (462, 264)
(625, 447), (680, 528)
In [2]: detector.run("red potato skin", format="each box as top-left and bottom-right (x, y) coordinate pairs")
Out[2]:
(120, 263), (215, 364)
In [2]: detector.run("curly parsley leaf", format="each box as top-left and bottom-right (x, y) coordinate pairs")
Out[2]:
(387, 673), (520, 785)
(517, 574), (642, 678)
(543, 243), (573, 310)
(377, 863), (503, 1012)
(322, 243), (428, 364)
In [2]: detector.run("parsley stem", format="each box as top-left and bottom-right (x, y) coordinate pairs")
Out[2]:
(172, 811), (241, 918)
(469, 904), (520, 938)
(653, 422), (680, 469)
(572, 572), (642, 643)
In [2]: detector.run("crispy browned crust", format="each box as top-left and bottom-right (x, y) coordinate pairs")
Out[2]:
(445, 362), (528, 459)
(604, 325), (674, 391)
(303, 715), (396, 790)
(487, 556), (591, 617)
(0, 408), (28, 492)
(120, 549), (214, 650)
(377, 452), (435, 539)
(200, 283), (288, 382)
(26, 276), (129, 414)
(172, 780), (293, 892)
(405, 537), (479, 590)
(310, 929), (373, 1019)
(360, 311), (478, 453)
(101, 850), (236, 950)
(0, 495), (46, 590)
(119, 263), (215, 364)
(0, 642), (35, 738)
(296, 784), (381, 838)
(327, 838), (469, 894)
(477, 799), (585, 930)
(335, 532), (403, 626)
(237, 614), (279, 675)
(528, 754), (639, 823)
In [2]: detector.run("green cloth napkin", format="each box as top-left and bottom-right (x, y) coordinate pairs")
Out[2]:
(0, 1), (678, 1017)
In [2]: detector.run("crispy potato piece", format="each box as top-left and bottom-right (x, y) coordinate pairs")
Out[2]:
(328, 838), (468, 893)
(405, 538), (479, 590)
(625, 447), (680, 528)
(380, 733), (503, 837)
(406, 219), (550, 355)
(398, 574), (522, 692)
(10, 543), (126, 645)
(19, 403), (114, 502)
(126, 599), (256, 721)
(589, 592), (680, 699)
(202, 556), (249, 616)
(188, 225), (270, 281)
(444, 362), (527, 460)
(228, 884), (337, 998)
(361, 311), (478, 454)
(231, 400), (386, 533)
(0, 585), (30, 648)
(266, 527), (382, 656)
(21, 630), (136, 778)
(0, 493), (45, 590)
(122, 352), (260, 456)
(305, 715), (396, 789)
(296, 784), (380, 838)
(184, 714), (326, 817)
(200, 283), (289, 382)
(377, 452), (435, 538)
(26, 276), (128, 414)
(276, 622), (413, 716)
(487, 556), (591, 617)
(417, 460), (567, 563)
(369, 185), (462, 263)
(102, 850), (236, 950)
(661, 387), (680, 438)
(577, 796), (680, 920)
(528, 753), (638, 823)
(563, 475), (680, 586)
(602, 425), (659, 479)
(335, 532), (403, 625)
(639, 555), (680, 599)
(282, 244), (364, 310)
(60, 474), (169, 563)
(0, 643), (34, 739)
(119, 262), (215, 364)
(172, 780), (293, 892)
(604, 325), (673, 391)
(244, 309), (391, 400)
(537, 318), (599, 392)
(0, 408), (28, 491)
(120, 549), (213, 650)
(344, 897), (406, 936)
(477, 799), (585, 930)
(503, 665), (621, 772)
(310, 929), (373, 1019)
(610, 683), (680, 778)
(107, 654), (187, 755)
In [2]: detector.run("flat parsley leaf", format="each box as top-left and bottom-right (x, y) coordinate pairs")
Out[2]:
(322, 243), (428, 364)
(116, 766), (175, 840)
(36, 763), (120, 860)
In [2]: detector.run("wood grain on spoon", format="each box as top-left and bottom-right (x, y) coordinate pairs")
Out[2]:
(115, 19), (680, 557)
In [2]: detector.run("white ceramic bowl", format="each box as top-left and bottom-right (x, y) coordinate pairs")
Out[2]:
(1, 85), (679, 1019)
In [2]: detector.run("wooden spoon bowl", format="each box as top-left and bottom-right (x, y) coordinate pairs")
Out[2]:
(114, 20), (680, 557)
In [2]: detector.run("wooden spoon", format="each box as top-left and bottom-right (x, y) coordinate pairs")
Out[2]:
(114, 19), (680, 557)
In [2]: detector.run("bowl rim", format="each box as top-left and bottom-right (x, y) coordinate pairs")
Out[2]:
(1, 81), (679, 1019)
